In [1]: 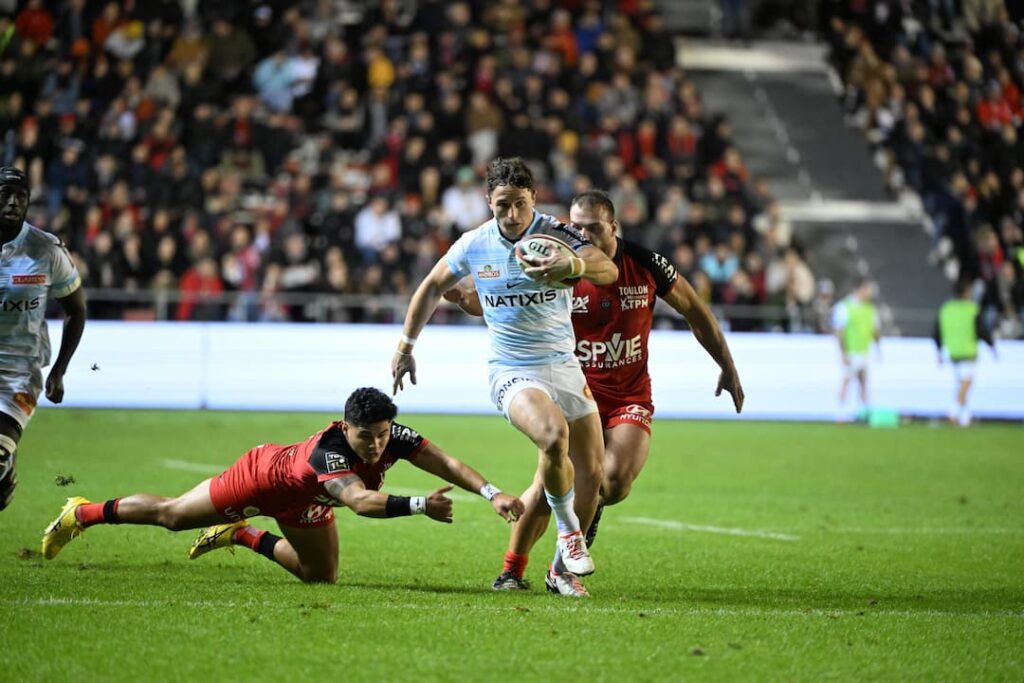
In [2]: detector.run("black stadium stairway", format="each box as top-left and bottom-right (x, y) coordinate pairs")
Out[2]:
(679, 41), (947, 335)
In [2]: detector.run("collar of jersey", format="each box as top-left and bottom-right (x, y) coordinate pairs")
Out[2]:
(493, 210), (540, 245)
(2, 222), (29, 251)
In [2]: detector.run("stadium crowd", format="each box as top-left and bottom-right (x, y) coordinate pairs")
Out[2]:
(0, 0), (816, 331)
(826, 0), (1024, 339)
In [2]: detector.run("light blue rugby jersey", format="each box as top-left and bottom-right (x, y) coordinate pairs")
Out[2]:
(0, 222), (81, 375)
(445, 211), (590, 366)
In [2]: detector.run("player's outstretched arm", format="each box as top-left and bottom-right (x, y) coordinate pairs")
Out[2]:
(662, 274), (745, 413)
(47, 287), (87, 403)
(392, 258), (463, 394)
(325, 475), (454, 523)
(412, 442), (525, 522)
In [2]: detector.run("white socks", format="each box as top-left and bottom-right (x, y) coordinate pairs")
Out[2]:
(544, 487), (580, 536)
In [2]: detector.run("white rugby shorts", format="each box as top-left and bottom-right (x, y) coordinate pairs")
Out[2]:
(951, 360), (976, 383)
(489, 360), (597, 422)
(0, 369), (43, 430)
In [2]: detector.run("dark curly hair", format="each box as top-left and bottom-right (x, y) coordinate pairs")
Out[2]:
(344, 387), (398, 426)
(571, 189), (616, 220)
(485, 157), (534, 194)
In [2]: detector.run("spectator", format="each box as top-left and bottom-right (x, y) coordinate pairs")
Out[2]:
(441, 166), (489, 233)
(354, 196), (401, 264)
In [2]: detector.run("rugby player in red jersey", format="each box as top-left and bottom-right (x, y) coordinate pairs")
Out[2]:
(446, 190), (743, 596)
(41, 387), (525, 584)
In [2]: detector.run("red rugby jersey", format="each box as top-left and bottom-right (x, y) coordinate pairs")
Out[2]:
(571, 238), (677, 406)
(256, 421), (427, 508)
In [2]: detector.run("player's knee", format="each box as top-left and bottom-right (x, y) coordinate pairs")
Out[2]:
(156, 500), (192, 531)
(602, 470), (634, 506)
(534, 422), (569, 456)
(300, 565), (337, 584)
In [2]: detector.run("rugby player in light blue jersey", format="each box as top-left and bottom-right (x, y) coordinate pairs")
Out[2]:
(0, 166), (86, 511)
(392, 158), (618, 595)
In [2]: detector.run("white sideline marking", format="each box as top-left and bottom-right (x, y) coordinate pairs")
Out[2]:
(623, 516), (800, 542)
(162, 459), (223, 474)
(829, 527), (1024, 536)
(8, 597), (1021, 621)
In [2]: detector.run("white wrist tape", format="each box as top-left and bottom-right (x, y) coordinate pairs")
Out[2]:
(410, 496), (426, 514)
(479, 483), (501, 501)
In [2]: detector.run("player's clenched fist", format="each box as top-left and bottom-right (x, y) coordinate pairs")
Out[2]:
(425, 485), (454, 523)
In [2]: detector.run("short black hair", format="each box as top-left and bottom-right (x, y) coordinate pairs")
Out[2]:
(344, 387), (398, 426)
(0, 166), (29, 192)
(571, 189), (616, 220)
(486, 157), (534, 194)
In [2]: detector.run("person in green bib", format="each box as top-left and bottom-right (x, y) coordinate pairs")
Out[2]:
(934, 280), (996, 427)
(832, 278), (880, 419)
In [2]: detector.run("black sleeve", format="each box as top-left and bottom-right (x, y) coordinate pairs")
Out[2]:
(308, 427), (355, 477)
(389, 422), (426, 460)
(933, 318), (942, 351)
(975, 314), (995, 348)
(622, 240), (677, 297)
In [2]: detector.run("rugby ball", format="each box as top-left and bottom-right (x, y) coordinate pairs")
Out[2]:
(513, 234), (581, 289)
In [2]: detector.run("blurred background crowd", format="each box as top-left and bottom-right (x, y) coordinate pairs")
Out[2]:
(1, 0), (1021, 338)
(0, 0), (813, 330)
(826, 0), (1024, 338)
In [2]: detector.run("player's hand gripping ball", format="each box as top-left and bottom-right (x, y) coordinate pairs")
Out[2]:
(513, 234), (580, 289)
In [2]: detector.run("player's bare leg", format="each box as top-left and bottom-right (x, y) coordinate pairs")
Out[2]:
(495, 472), (550, 588)
(112, 479), (226, 529)
(957, 377), (973, 426)
(274, 522), (339, 583)
(566, 412), (603, 532)
(600, 423), (651, 507)
(583, 423), (652, 549)
(506, 389), (593, 576)
(508, 389), (574, 497)
(43, 478), (227, 559)
(838, 375), (850, 405)
(857, 370), (869, 409)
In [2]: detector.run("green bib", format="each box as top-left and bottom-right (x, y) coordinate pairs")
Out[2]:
(939, 299), (979, 360)
(843, 301), (877, 354)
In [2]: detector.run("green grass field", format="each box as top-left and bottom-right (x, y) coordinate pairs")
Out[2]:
(2, 410), (1022, 682)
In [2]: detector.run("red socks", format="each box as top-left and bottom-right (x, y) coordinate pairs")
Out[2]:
(503, 551), (529, 578)
(75, 499), (121, 527)
(232, 524), (266, 551)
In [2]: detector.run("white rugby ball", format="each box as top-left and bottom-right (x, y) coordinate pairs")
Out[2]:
(513, 234), (580, 289)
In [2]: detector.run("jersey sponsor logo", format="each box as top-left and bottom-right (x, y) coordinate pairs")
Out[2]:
(650, 251), (677, 280)
(12, 392), (36, 416)
(324, 450), (350, 473)
(572, 295), (589, 313)
(477, 264), (501, 279)
(300, 504), (333, 525)
(576, 333), (643, 368)
(483, 290), (559, 308)
(0, 297), (41, 312)
(393, 425), (419, 442)
(495, 375), (529, 410)
(624, 404), (651, 418)
(619, 284), (650, 311)
(12, 274), (47, 285)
